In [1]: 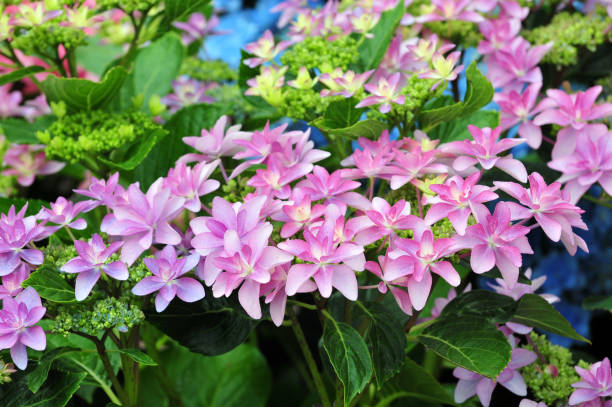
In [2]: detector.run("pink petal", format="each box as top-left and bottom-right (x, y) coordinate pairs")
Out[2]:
(20, 326), (46, 351)
(495, 157), (527, 183)
(10, 342), (28, 370)
(102, 261), (129, 280)
(238, 279), (261, 319)
(476, 378), (496, 407)
(430, 261), (460, 286)
(470, 245), (496, 274)
(131, 277), (165, 296)
(155, 293), (171, 312)
(455, 378), (479, 403)
(175, 278), (205, 303)
(331, 264), (358, 301)
(285, 264), (317, 296)
(407, 271), (432, 310)
(75, 269), (100, 301)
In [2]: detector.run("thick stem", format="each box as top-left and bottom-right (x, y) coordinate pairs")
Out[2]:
(288, 308), (332, 407)
(122, 10), (149, 66)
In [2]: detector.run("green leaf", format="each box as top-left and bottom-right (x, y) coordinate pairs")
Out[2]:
(0, 369), (86, 407)
(418, 62), (494, 132)
(353, 301), (407, 387)
(313, 117), (387, 140)
(357, 0), (404, 71)
(138, 343), (271, 407)
(133, 103), (229, 189)
(0, 197), (48, 216)
(418, 315), (512, 378)
(28, 347), (80, 393)
(323, 317), (373, 406)
(376, 358), (456, 406)
(75, 36), (124, 77)
(429, 110), (500, 143)
(511, 294), (589, 342)
(163, 0), (211, 26)
(0, 115), (56, 144)
(0, 66), (45, 86)
(118, 349), (157, 366)
(583, 295), (612, 311)
(146, 291), (258, 356)
(99, 128), (167, 171)
(440, 289), (518, 324)
(23, 265), (77, 303)
(40, 66), (128, 113)
(320, 97), (365, 128)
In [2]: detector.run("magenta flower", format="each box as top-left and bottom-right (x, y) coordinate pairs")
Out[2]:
(487, 38), (552, 89)
(247, 157), (313, 199)
(101, 179), (186, 265)
(271, 0), (308, 28)
(388, 229), (461, 310)
(163, 160), (220, 212)
(354, 198), (424, 245)
(278, 205), (365, 300)
(37, 196), (97, 232)
(271, 193), (326, 238)
(295, 166), (370, 211)
(416, 0), (484, 23)
(477, 17), (521, 55)
(459, 202), (533, 287)
(190, 196), (268, 285)
(132, 246), (203, 312)
(548, 124), (612, 205)
(244, 29), (292, 68)
(172, 13), (227, 45)
(60, 234), (128, 301)
(519, 400), (548, 407)
(0, 287), (46, 370)
(388, 146), (447, 190)
(495, 83), (547, 148)
(0, 204), (46, 276)
(534, 86), (612, 158)
(0, 84), (26, 118)
(213, 231), (293, 319)
(356, 72), (405, 114)
(445, 125), (528, 182)
(2, 144), (65, 187)
(340, 146), (395, 181)
(74, 172), (125, 208)
(570, 358), (612, 406)
(181, 115), (251, 164)
(272, 128), (330, 169)
(0, 264), (30, 300)
(365, 254), (414, 315)
(494, 172), (588, 254)
(454, 348), (537, 407)
(162, 77), (217, 113)
(425, 172), (498, 235)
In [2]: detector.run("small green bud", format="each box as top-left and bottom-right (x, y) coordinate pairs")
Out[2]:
(148, 95), (166, 116)
(50, 101), (67, 119)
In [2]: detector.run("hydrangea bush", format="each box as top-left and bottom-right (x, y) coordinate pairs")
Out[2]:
(0, 0), (611, 406)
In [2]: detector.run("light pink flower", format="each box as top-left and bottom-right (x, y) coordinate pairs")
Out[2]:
(73, 172), (125, 208)
(354, 198), (424, 245)
(163, 160), (220, 212)
(569, 358), (612, 405)
(101, 179), (186, 265)
(271, 193), (326, 238)
(61, 234), (128, 301)
(2, 144), (65, 187)
(271, 0), (308, 28)
(365, 254), (414, 315)
(37, 196), (97, 232)
(388, 146), (447, 190)
(416, 0), (485, 23)
(0, 204), (46, 276)
(244, 29), (292, 68)
(431, 284), (472, 318)
(477, 17), (522, 55)
(247, 156), (312, 199)
(425, 172), (498, 235)
(0, 84), (26, 118)
(162, 77), (217, 113)
(356, 72), (405, 114)
(548, 124), (612, 205)
(0, 264), (30, 300)
(444, 125), (527, 182)
(454, 348), (537, 407)
(320, 69), (374, 98)
(0, 287), (46, 370)
(295, 166), (370, 211)
(132, 246), (203, 312)
(495, 83), (547, 148)
(418, 51), (464, 90)
(519, 400), (548, 407)
(459, 202), (533, 287)
(173, 13), (228, 45)
(278, 205), (365, 300)
(181, 115), (251, 164)
(487, 38), (552, 89)
(494, 172), (588, 254)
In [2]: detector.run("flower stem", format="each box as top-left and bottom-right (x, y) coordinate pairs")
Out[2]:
(582, 194), (612, 209)
(288, 308), (332, 407)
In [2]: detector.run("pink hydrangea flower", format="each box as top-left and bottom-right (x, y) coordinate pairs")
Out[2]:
(132, 246), (203, 312)
(487, 38), (552, 90)
(182, 115), (251, 163)
(454, 348), (537, 407)
(444, 125), (528, 182)
(213, 229), (293, 319)
(0, 204), (46, 276)
(388, 229), (461, 310)
(0, 84), (26, 118)
(459, 202), (533, 287)
(247, 156), (313, 199)
(519, 400), (548, 407)
(162, 77), (217, 113)
(295, 166), (370, 211)
(320, 69), (374, 97)
(271, 193), (326, 238)
(101, 179), (186, 265)
(534, 86), (612, 159)
(271, 0), (308, 28)
(73, 172), (125, 208)
(569, 357), (612, 406)
(37, 196), (97, 232)
(60, 234), (128, 301)
(163, 160), (220, 212)
(278, 205), (365, 300)
(416, 0), (485, 23)
(356, 72), (405, 114)
(0, 264), (30, 300)
(494, 172), (588, 254)
(354, 198), (424, 245)
(418, 51), (464, 90)
(365, 254), (414, 315)
(0, 287), (46, 370)
(495, 83), (547, 149)
(425, 172), (499, 235)
(244, 29), (292, 68)
(172, 13), (227, 45)
(1, 144), (65, 187)
(388, 146), (447, 190)
(430, 284), (472, 318)
(190, 196), (268, 285)
(548, 124), (612, 205)
(477, 17), (522, 55)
